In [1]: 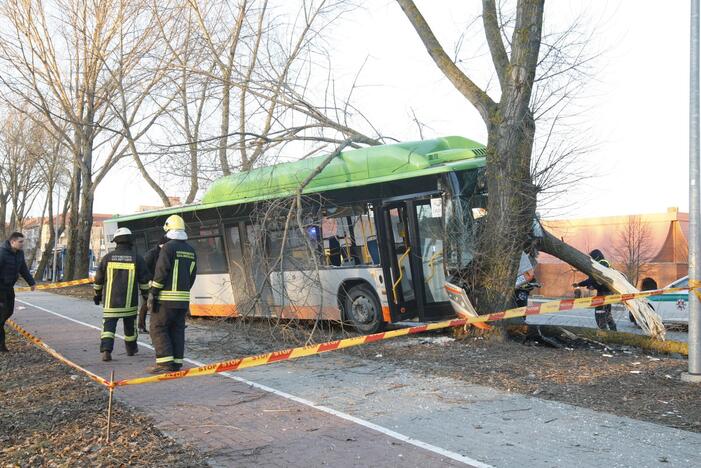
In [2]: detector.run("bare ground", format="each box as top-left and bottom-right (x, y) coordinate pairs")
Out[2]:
(0, 331), (207, 467)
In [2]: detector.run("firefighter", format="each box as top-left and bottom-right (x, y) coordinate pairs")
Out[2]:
(94, 227), (150, 362)
(572, 249), (617, 331)
(147, 215), (197, 373)
(137, 235), (169, 333)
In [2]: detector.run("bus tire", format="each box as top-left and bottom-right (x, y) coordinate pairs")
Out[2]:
(344, 284), (385, 334)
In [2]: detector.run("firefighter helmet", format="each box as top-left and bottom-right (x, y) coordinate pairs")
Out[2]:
(163, 214), (185, 232)
(112, 227), (133, 244)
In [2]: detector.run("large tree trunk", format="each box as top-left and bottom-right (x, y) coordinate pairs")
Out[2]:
(0, 195), (6, 239)
(64, 148), (81, 280)
(35, 199), (54, 281)
(26, 195), (48, 269)
(75, 144), (94, 279)
(471, 116), (538, 313)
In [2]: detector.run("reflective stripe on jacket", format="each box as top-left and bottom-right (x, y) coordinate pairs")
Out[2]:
(94, 245), (150, 317)
(150, 239), (197, 309)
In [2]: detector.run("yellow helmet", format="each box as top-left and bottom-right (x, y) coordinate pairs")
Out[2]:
(163, 214), (185, 232)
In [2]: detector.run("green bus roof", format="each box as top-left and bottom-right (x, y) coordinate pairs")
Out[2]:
(110, 136), (485, 223)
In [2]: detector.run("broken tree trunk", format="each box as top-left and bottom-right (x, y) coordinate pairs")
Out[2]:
(537, 228), (666, 339)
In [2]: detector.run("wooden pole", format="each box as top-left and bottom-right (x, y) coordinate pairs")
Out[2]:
(106, 370), (115, 443)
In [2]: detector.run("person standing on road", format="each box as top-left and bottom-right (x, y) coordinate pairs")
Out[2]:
(0, 232), (36, 352)
(147, 215), (197, 374)
(137, 236), (169, 334)
(93, 227), (150, 362)
(572, 249), (617, 331)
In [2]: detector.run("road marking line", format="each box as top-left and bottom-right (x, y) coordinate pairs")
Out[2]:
(16, 298), (491, 468)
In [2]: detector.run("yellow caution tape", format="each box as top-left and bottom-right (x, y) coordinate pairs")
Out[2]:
(114, 286), (690, 387)
(15, 277), (94, 293)
(6, 319), (112, 388)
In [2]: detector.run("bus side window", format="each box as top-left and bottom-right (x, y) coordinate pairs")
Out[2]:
(190, 236), (228, 274)
(321, 204), (379, 267)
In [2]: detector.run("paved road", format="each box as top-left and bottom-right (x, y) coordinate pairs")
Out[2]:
(526, 301), (689, 343)
(11, 292), (701, 467)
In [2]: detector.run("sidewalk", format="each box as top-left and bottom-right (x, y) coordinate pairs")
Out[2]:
(12, 292), (701, 467)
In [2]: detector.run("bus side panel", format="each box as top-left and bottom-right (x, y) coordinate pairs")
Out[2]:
(189, 273), (237, 317)
(268, 267), (386, 321)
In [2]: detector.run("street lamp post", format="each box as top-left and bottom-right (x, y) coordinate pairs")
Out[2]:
(683, 0), (701, 383)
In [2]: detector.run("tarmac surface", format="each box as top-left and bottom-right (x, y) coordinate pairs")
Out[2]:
(11, 291), (701, 467)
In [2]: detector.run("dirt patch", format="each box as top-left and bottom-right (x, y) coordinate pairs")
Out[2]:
(0, 331), (207, 466)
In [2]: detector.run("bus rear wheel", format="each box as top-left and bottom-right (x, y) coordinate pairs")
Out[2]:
(344, 284), (385, 334)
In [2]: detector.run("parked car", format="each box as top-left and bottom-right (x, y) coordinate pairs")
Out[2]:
(642, 276), (689, 325)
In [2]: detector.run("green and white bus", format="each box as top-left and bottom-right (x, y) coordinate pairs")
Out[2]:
(105, 136), (488, 333)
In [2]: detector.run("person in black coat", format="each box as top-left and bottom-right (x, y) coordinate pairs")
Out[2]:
(0, 232), (36, 352)
(572, 249), (617, 331)
(137, 236), (169, 333)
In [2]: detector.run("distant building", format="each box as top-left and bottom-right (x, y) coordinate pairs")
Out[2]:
(536, 207), (688, 297)
(21, 214), (115, 272)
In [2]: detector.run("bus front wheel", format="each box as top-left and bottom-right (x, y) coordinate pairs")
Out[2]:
(344, 284), (385, 334)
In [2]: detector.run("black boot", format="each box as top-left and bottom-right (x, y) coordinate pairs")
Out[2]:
(125, 341), (138, 356)
(0, 344), (8, 353)
(101, 351), (112, 362)
(148, 363), (176, 374)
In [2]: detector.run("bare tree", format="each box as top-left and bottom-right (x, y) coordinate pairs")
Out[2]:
(138, 0), (380, 202)
(612, 216), (655, 288)
(0, 0), (167, 278)
(0, 109), (45, 233)
(396, 0), (544, 312)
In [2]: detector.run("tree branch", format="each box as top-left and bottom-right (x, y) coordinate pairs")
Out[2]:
(395, 0), (495, 123)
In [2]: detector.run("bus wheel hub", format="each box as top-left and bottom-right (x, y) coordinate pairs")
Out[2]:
(352, 296), (375, 323)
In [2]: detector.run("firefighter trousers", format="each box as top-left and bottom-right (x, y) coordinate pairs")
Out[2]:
(594, 305), (617, 331)
(101, 315), (138, 352)
(149, 305), (186, 367)
(137, 300), (148, 332)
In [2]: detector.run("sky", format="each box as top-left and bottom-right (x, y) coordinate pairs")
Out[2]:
(94, 1), (692, 221)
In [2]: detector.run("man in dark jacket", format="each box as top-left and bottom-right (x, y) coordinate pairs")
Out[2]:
(137, 236), (169, 333)
(147, 215), (197, 373)
(0, 232), (36, 352)
(572, 249), (617, 331)
(94, 227), (150, 361)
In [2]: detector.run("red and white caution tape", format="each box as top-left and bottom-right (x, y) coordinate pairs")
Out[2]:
(113, 286), (685, 387)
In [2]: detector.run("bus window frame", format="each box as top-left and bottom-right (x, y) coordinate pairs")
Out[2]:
(319, 203), (380, 269)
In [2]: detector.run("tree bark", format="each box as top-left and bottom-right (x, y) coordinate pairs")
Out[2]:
(35, 185), (54, 282)
(537, 229), (617, 292)
(64, 149), (82, 280)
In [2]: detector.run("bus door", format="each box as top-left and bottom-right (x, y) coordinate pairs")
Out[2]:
(379, 196), (453, 322)
(379, 202), (422, 322)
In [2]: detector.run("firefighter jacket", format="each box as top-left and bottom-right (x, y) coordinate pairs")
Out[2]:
(143, 244), (161, 279)
(150, 239), (197, 309)
(94, 245), (150, 318)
